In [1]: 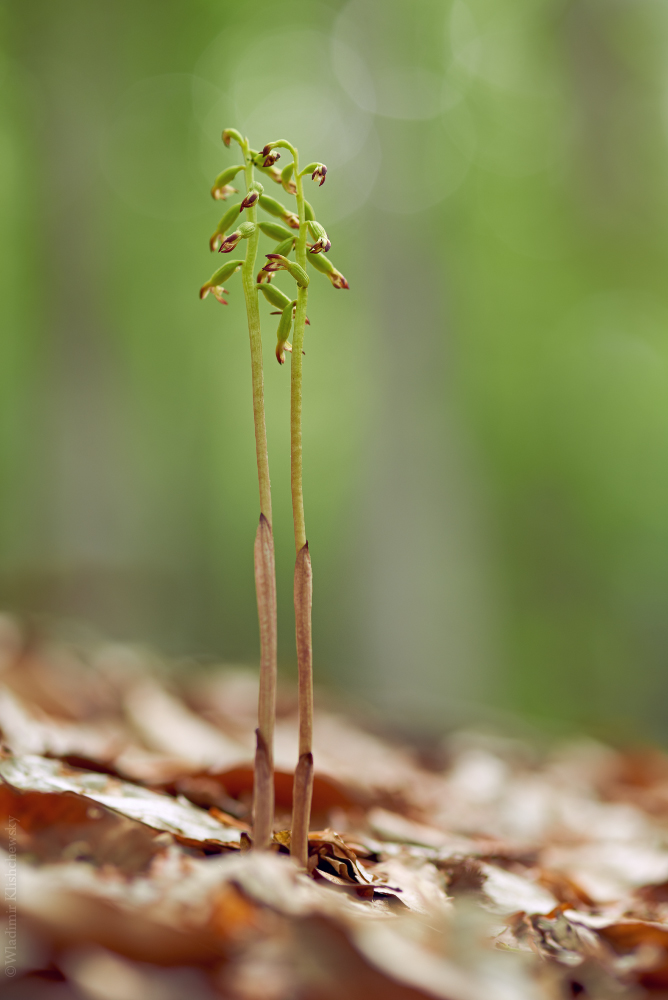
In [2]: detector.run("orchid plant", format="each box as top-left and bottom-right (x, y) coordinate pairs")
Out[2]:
(200, 129), (348, 867)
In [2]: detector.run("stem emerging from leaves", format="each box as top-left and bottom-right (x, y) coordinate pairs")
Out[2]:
(240, 141), (277, 850)
(289, 150), (314, 867)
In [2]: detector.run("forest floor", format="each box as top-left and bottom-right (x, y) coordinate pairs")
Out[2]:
(1, 618), (668, 999)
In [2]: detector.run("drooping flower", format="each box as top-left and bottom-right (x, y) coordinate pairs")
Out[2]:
(199, 260), (244, 302)
(262, 254), (309, 288)
(307, 252), (349, 289)
(311, 163), (327, 186)
(307, 221), (331, 254)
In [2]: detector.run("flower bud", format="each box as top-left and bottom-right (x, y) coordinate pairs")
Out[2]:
(259, 195), (300, 230)
(218, 221), (255, 253)
(240, 190), (259, 211)
(259, 221), (294, 242)
(199, 259), (243, 302)
(256, 269), (272, 284)
(210, 165), (244, 200)
(263, 150), (280, 167)
(281, 163), (297, 195)
(222, 128), (244, 148)
(307, 252), (349, 289)
(258, 284), (292, 310)
(219, 230), (242, 253)
(209, 202), (242, 251)
(307, 220), (331, 253)
(275, 301), (295, 364)
(263, 254), (309, 287)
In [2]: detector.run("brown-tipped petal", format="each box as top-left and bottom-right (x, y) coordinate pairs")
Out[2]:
(263, 150), (280, 167)
(261, 143), (272, 157)
(256, 270), (272, 284)
(308, 237), (332, 255)
(286, 213), (300, 230)
(311, 165), (327, 186)
(219, 231), (241, 253)
(291, 752), (314, 870)
(240, 190), (259, 211)
(276, 340), (293, 364)
(332, 273), (349, 289)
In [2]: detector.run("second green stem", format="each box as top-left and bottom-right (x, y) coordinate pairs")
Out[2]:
(290, 156), (314, 869)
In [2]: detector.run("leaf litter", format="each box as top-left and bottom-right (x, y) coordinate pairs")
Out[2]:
(2, 622), (668, 996)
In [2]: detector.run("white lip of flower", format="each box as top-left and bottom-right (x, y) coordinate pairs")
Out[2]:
(311, 164), (327, 186)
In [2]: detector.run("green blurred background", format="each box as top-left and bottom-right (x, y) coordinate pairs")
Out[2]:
(2, 0), (668, 738)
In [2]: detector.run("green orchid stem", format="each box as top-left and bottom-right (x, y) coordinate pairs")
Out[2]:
(289, 149), (314, 869)
(241, 148), (272, 525)
(239, 138), (277, 851)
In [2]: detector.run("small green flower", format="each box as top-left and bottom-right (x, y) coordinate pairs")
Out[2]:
(199, 259), (244, 302)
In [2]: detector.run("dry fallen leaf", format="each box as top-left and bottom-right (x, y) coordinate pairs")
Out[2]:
(4, 621), (668, 998)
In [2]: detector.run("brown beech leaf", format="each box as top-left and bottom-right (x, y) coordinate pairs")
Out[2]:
(192, 765), (364, 821)
(124, 679), (250, 770)
(0, 782), (166, 873)
(0, 755), (242, 850)
(0, 685), (125, 762)
(293, 915), (445, 1000)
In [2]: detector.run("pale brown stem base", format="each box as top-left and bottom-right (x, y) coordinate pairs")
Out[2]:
(291, 751), (314, 869)
(252, 513), (277, 849)
(253, 728), (272, 850)
(290, 542), (313, 867)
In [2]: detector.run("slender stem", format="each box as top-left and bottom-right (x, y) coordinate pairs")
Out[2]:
(241, 151), (272, 525)
(289, 151), (314, 867)
(291, 161), (308, 552)
(238, 140), (276, 849)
